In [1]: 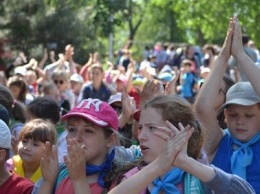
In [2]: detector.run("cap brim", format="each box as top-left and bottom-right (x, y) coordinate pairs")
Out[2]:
(61, 112), (108, 127)
(217, 99), (259, 115)
(133, 110), (141, 122)
(108, 99), (121, 105)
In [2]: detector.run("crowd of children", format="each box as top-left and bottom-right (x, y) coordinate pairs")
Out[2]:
(0, 16), (259, 193)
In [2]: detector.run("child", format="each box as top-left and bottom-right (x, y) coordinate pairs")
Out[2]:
(78, 64), (112, 102)
(0, 85), (26, 155)
(26, 96), (61, 125)
(26, 96), (68, 163)
(0, 119), (34, 194)
(33, 98), (121, 193)
(178, 59), (196, 103)
(7, 75), (34, 105)
(194, 17), (260, 192)
(6, 119), (57, 183)
(108, 95), (255, 194)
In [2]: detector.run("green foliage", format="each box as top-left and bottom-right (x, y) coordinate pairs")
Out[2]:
(151, 0), (260, 46)
(1, 0), (260, 66)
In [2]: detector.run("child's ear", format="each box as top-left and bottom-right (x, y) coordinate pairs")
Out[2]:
(0, 149), (6, 162)
(224, 109), (227, 124)
(106, 133), (117, 148)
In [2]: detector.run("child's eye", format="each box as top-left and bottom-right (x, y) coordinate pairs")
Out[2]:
(68, 127), (76, 133)
(138, 126), (142, 131)
(246, 114), (254, 118)
(84, 129), (93, 133)
(149, 126), (157, 131)
(22, 139), (27, 144)
(228, 114), (237, 117)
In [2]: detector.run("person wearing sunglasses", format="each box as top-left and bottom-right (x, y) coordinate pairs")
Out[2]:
(52, 70), (76, 109)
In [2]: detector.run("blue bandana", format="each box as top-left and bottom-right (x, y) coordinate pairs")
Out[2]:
(226, 129), (260, 179)
(152, 168), (184, 194)
(86, 148), (115, 187)
(56, 148), (115, 189)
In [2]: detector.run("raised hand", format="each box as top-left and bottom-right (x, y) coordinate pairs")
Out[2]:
(40, 141), (59, 185)
(231, 17), (244, 58)
(65, 44), (74, 60)
(121, 87), (135, 117)
(153, 121), (193, 174)
(219, 17), (234, 61)
(164, 66), (179, 95)
(64, 138), (86, 182)
(140, 80), (164, 106)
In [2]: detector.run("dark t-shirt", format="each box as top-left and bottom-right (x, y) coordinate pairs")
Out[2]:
(82, 83), (111, 102)
(0, 173), (34, 194)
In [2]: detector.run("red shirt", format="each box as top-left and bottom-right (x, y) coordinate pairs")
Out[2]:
(0, 173), (33, 194)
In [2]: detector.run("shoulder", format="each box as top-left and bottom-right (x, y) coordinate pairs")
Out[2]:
(122, 167), (140, 179)
(5, 173), (34, 193)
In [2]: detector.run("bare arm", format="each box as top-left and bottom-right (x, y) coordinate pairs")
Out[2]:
(231, 17), (260, 96)
(38, 49), (48, 69)
(108, 123), (193, 194)
(37, 142), (59, 194)
(194, 19), (234, 162)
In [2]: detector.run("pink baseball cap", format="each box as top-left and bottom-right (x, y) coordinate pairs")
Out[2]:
(61, 98), (119, 131)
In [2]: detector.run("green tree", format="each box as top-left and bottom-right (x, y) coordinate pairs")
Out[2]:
(152, 0), (260, 46)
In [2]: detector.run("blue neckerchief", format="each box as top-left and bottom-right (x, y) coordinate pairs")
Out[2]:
(152, 168), (184, 194)
(226, 129), (260, 179)
(55, 148), (115, 189)
(86, 148), (115, 188)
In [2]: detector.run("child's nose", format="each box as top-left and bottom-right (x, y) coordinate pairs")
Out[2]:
(138, 129), (147, 142)
(236, 117), (245, 125)
(24, 144), (31, 150)
(75, 131), (83, 142)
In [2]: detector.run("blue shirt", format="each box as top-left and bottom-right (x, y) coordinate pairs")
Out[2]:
(81, 83), (111, 102)
(212, 131), (260, 193)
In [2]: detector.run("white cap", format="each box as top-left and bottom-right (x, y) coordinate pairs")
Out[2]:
(14, 66), (27, 76)
(70, 73), (84, 83)
(0, 119), (11, 149)
(108, 93), (122, 105)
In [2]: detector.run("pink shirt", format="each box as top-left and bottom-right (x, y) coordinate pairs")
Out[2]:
(56, 177), (104, 194)
(123, 167), (184, 194)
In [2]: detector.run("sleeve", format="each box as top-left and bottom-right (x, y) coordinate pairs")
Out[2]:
(202, 165), (255, 194)
(31, 178), (43, 194)
(114, 145), (142, 162)
(5, 63), (15, 78)
(21, 183), (34, 194)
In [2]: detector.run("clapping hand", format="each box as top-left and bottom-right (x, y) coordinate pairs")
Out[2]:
(64, 138), (87, 182)
(153, 122), (193, 175)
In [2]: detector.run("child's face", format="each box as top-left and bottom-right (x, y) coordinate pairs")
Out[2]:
(110, 102), (122, 117)
(26, 71), (37, 85)
(116, 80), (124, 92)
(183, 64), (191, 72)
(70, 81), (82, 95)
(66, 118), (113, 165)
(138, 107), (167, 164)
(18, 139), (45, 166)
(91, 68), (103, 84)
(8, 85), (20, 99)
(45, 87), (61, 102)
(225, 104), (260, 142)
